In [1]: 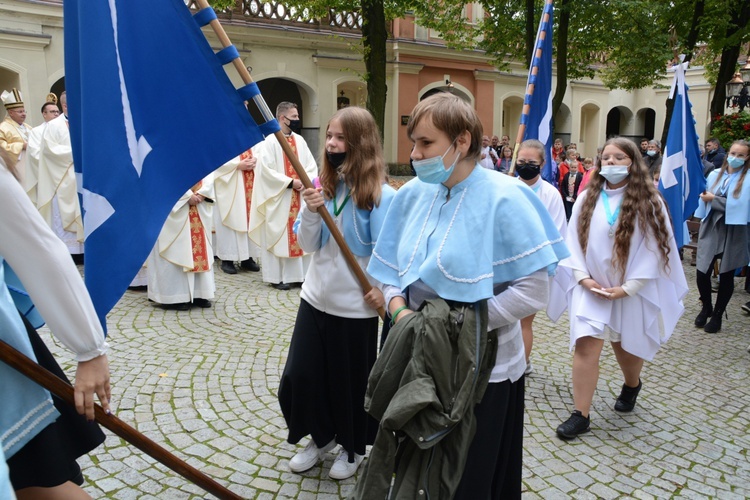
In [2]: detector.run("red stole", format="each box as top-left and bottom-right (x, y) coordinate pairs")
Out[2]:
(189, 181), (209, 272)
(283, 136), (303, 258)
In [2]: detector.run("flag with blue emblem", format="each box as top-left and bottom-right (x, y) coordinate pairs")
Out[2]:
(658, 55), (706, 249)
(64, 0), (277, 330)
(521, 0), (555, 185)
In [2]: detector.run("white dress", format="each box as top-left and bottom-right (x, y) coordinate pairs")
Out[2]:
(548, 185), (688, 361)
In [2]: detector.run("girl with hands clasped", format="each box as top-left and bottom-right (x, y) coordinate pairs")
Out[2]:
(549, 137), (688, 440)
(693, 140), (750, 333)
(278, 107), (395, 480)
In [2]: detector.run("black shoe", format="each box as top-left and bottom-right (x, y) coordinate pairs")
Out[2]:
(556, 410), (590, 439)
(71, 253), (85, 265)
(742, 302), (750, 314)
(272, 282), (291, 290)
(192, 298), (212, 308)
(614, 380), (642, 412)
(127, 285), (147, 292)
(220, 260), (238, 274)
(240, 258), (260, 272)
(694, 303), (713, 327)
(162, 302), (190, 311)
(704, 310), (724, 333)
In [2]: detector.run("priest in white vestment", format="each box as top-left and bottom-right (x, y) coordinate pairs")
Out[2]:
(249, 102), (317, 290)
(213, 148), (261, 275)
(37, 92), (84, 256)
(147, 179), (215, 310)
(26, 96), (61, 206)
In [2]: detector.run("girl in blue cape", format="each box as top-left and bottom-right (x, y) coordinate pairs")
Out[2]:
(366, 93), (568, 499)
(0, 149), (110, 497)
(693, 140), (750, 333)
(278, 107), (395, 481)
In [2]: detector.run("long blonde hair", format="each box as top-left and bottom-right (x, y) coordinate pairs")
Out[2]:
(709, 140), (750, 198)
(318, 107), (385, 210)
(577, 137), (672, 280)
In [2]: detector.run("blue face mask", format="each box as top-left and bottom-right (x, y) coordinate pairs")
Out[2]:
(599, 165), (630, 185)
(646, 150), (656, 157)
(726, 156), (746, 169)
(412, 142), (461, 184)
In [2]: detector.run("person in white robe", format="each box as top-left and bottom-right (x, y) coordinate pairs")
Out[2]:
(25, 95), (60, 206)
(37, 92), (84, 257)
(249, 102), (317, 290)
(147, 179), (215, 310)
(514, 139), (567, 375)
(213, 149), (261, 275)
(548, 138), (687, 440)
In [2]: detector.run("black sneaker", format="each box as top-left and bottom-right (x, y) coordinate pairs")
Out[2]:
(192, 298), (212, 308)
(220, 260), (238, 274)
(704, 310), (724, 333)
(614, 380), (642, 412)
(556, 410), (590, 440)
(240, 258), (260, 272)
(694, 304), (713, 327)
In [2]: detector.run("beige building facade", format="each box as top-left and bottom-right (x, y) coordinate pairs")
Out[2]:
(0, 0), (718, 163)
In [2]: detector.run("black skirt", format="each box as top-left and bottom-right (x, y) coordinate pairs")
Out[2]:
(278, 299), (378, 457)
(7, 314), (106, 490)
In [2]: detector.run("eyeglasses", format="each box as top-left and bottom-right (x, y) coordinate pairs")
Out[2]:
(600, 154), (630, 162)
(516, 161), (541, 168)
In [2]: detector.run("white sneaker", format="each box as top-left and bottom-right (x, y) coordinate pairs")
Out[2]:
(328, 448), (365, 480)
(289, 438), (336, 473)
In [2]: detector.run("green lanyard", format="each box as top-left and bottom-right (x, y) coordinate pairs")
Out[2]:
(333, 190), (351, 216)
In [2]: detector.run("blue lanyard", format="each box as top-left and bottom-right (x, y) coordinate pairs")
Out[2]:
(601, 190), (622, 235)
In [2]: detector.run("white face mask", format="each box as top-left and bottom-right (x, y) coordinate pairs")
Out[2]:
(599, 165), (630, 184)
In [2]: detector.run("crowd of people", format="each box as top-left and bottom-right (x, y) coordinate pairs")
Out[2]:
(1, 84), (748, 498)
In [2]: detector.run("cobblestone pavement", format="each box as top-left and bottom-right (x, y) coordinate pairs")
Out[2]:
(41, 259), (750, 499)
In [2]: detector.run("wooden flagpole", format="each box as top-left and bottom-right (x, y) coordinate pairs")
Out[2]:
(510, 0), (553, 176)
(196, 0), (385, 319)
(0, 340), (242, 500)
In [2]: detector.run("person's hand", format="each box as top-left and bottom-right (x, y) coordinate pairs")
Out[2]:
(74, 354), (111, 421)
(364, 287), (385, 311)
(188, 194), (203, 206)
(602, 286), (627, 300)
(22, 141), (27, 150)
(302, 187), (324, 212)
(579, 278), (603, 292)
(700, 191), (714, 203)
(238, 157), (256, 171)
(292, 179), (303, 191)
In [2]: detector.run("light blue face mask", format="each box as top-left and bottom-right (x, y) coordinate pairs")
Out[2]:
(412, 141), (461, 184)
(599, 165), (630, 185)
(726, 156), (746, 169)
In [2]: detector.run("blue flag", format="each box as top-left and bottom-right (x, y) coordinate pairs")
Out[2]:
(64, 0), (275, 330)
(659, 57), (706, 248)
(521, 1), (555, 185)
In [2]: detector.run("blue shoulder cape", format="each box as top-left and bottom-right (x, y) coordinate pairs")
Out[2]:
(368, 166), (570, 302)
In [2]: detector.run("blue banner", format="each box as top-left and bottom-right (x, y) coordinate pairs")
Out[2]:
(659, 57), (706, 248)
(64, 0), (270, 330)
(521, 1), (555, 185)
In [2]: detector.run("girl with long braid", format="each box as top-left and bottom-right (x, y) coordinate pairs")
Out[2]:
(551, 137), (688, 439)
(693, 140), (750, 333)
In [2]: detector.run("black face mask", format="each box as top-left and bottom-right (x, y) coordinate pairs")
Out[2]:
(286, 118), (301, 134)
(516, 163), (541, 180)
(326, 151), (346, 168)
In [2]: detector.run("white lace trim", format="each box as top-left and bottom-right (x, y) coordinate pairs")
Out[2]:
(2, 400), (57, 453)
